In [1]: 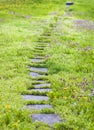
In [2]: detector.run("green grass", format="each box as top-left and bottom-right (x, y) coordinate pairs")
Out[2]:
(72, 0), (94, 20)
(0, 0), (94, 130)
(46, 16), (94, 129)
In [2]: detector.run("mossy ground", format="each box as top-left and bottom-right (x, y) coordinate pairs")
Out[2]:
(0, 0), (94, 130)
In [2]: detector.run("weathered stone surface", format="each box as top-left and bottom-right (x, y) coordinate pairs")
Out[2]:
(30, 67), (48, 73)
(32, 114), (61, 125)
(26, 104), (52, 110)
(66, 2), (74, 5)
(31, 58), (44, 63)
(30, 72), (40, 78)
(30, 72), (46, 78)
(22, 95), (49, 101)
(34, 83), (51, 88)
(30, 88), (51, 92)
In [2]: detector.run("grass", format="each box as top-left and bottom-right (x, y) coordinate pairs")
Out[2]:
(0, 0), (94, 130)
(72, 0), (94, 20)
(46, 4), (94, 130)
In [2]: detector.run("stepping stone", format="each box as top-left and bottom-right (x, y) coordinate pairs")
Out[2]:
(30, 67), (48, 73)
(26, 104), (52, 110)
(66, 2), (74, 6)
(34, 83), (51, 88)
(30, 72), (46, 78)
(30, 88), (51, 92)
(31, 58), (44, 63)
(22, 95), (49, 101)
(32, 114), (61, 125)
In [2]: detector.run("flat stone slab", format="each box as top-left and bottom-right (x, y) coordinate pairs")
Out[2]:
(26, 104), (52, 110)
(66, 2), (74, 5)
(30, 67), (48, 73)
(34, 83), (51, 88)
(31, 58), (44, 63)
(32, 114), (61, 125)
(30, 88), (51, 92)
(30, 72), (46, 78)
(22, 95), (49, 101)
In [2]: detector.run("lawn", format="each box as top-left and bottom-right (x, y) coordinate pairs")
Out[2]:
(0, 0), (94, 130)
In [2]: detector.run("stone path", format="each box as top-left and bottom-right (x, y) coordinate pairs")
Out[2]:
(22, 19), (61, 125)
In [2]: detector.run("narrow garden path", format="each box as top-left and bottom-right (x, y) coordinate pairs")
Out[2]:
(22, 17), (61, 126)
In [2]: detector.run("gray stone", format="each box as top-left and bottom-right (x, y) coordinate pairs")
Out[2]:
(26, 104), (52, 110)
(22, 95), (49, 101)
(30, 72), (39, 78)
(30, 72), (46, 78)
(32, 114), (61, 125)
(30, 88), (51, 92)
(30, 67), (48, 73)
(66, 2), (74, 5)
(34, 83), (51, 88)
(31, 58), (44, 63)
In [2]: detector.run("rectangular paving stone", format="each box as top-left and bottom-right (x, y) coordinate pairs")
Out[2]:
(26, 104), (52, 110)
(32, 114), (61, 125)
(34, 83), (51, 88)
(30, 72), (46, 78)
(31, 58), (44, 63)
(30, 88), (51, 92)
(30, 67), (48, 73)
(66, 2), (74, 5)
(22, 95), (49, 101)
